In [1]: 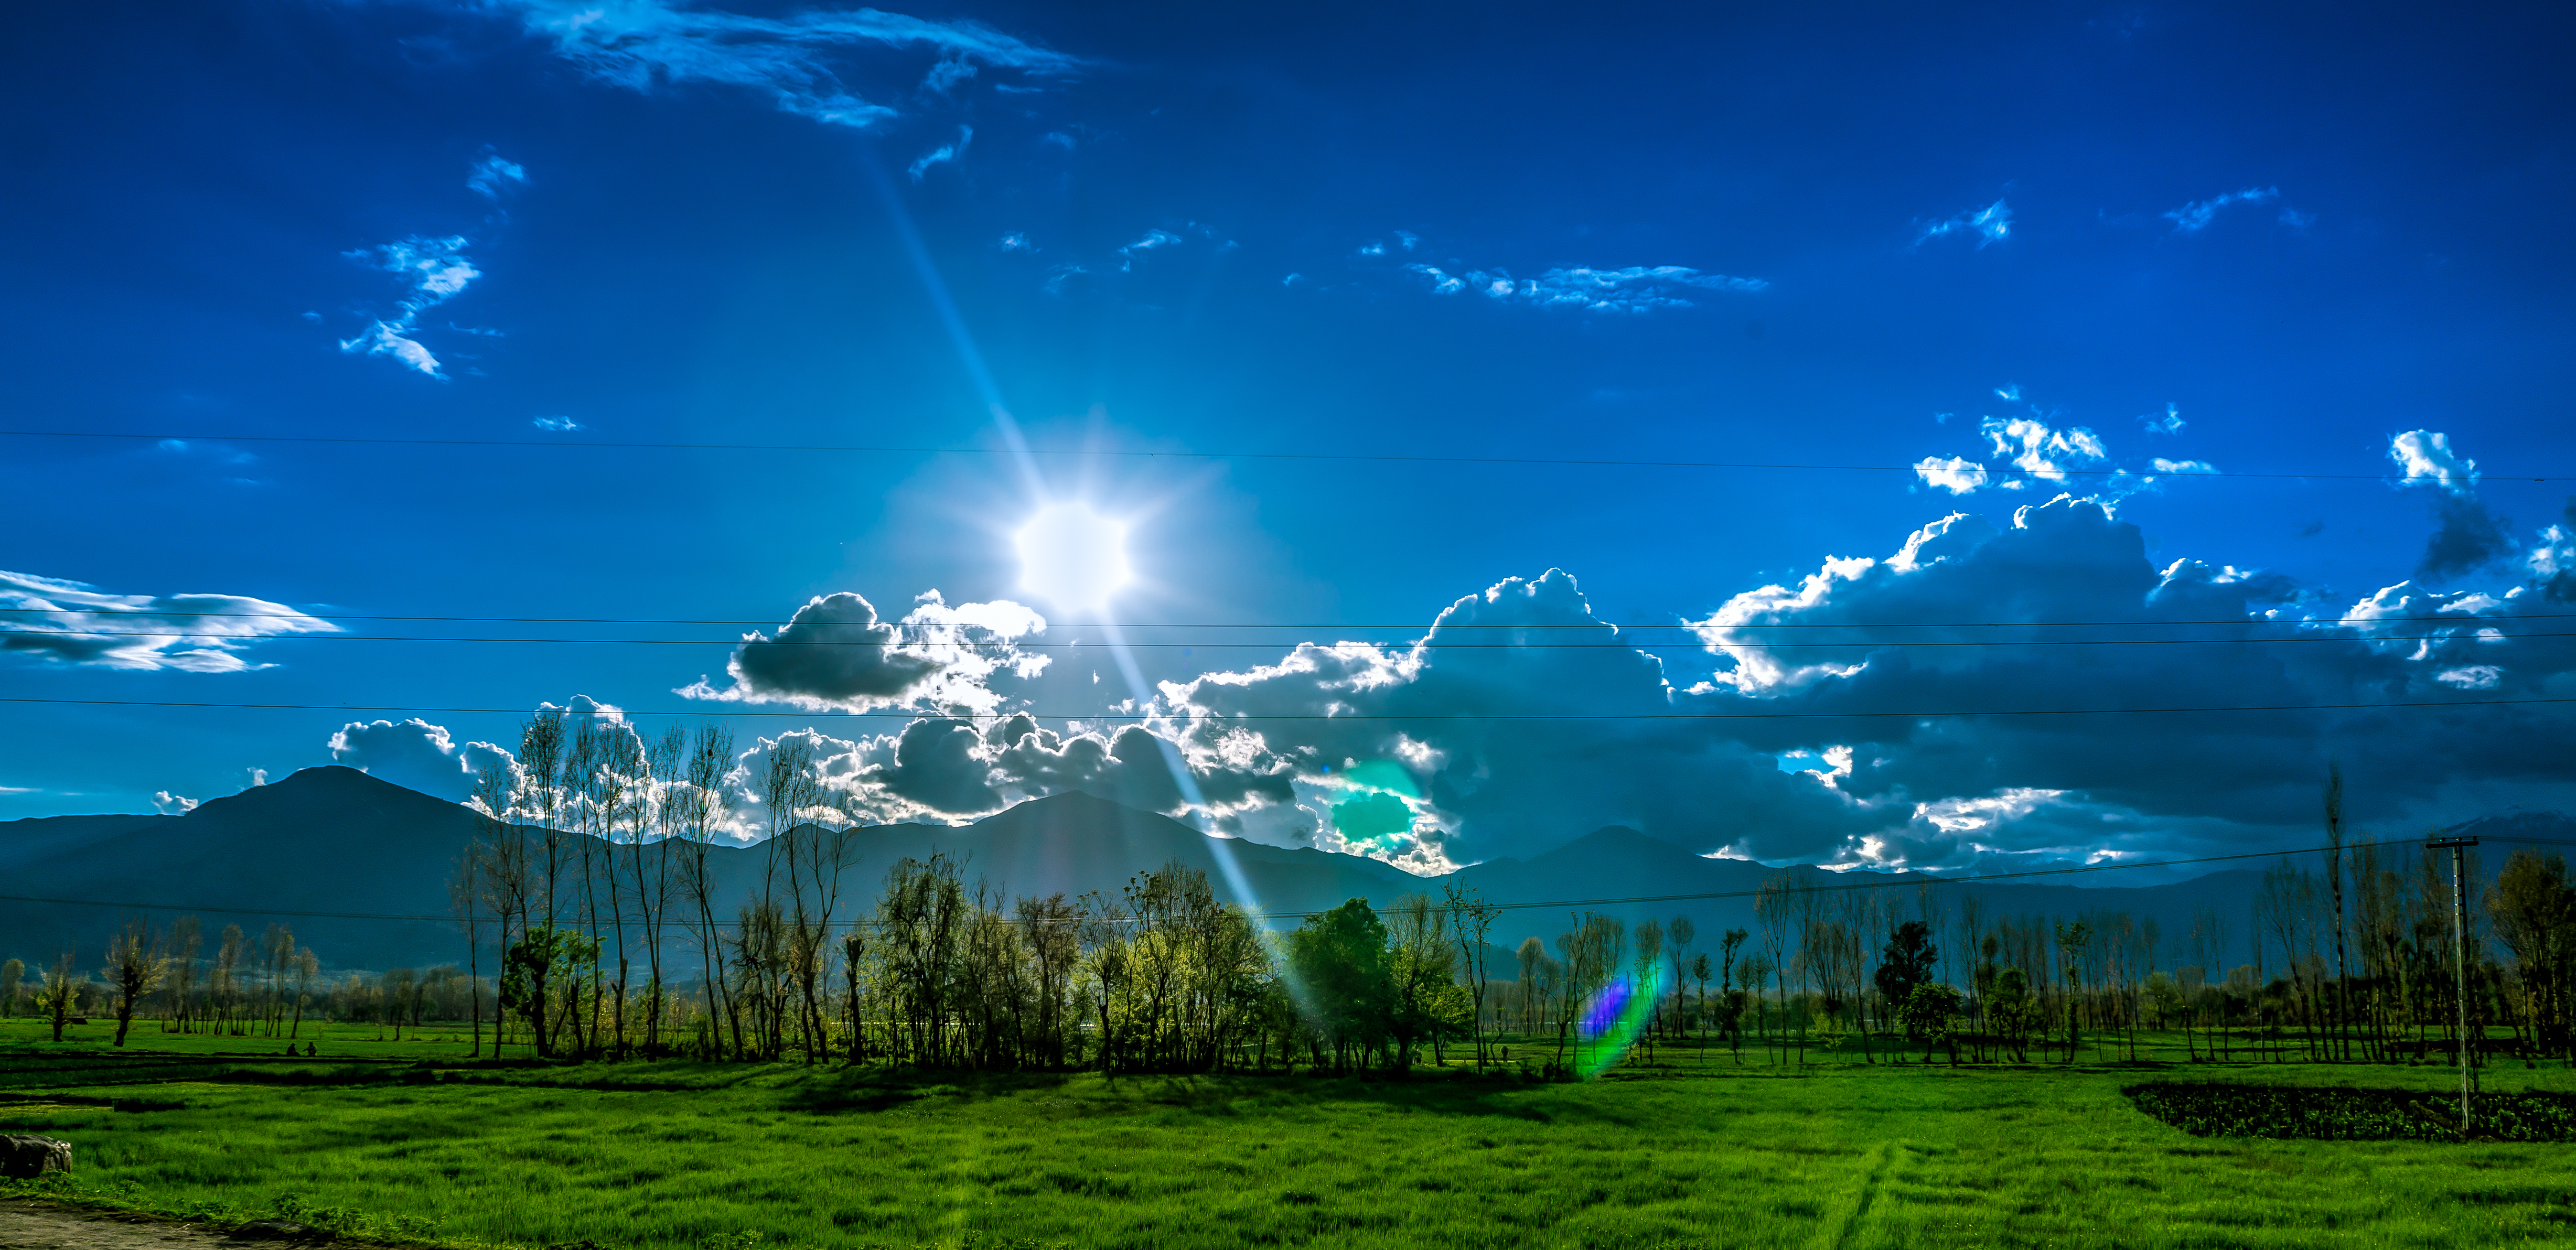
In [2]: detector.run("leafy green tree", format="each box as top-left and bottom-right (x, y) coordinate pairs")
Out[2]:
(1874, 920), (1939, 1036)
(0, 957), (21, 1017)
(1986, 967), (2039, 1062)
(2489, 848), (2576, 1059)
(500, 922), (598, 1058)
(1898, 983), (1964, 1064)
(1287, 899), (1393, 1072)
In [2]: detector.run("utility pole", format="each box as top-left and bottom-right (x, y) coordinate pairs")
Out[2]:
(2427, 834), (2477, 1135)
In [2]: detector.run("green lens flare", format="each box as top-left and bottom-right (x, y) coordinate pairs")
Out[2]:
(1574, 962), (1667, 1081)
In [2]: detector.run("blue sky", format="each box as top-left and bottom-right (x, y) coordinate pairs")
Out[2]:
(4, 0), (2571, 875)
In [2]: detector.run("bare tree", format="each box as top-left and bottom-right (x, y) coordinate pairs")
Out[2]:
(1442, 880), (1500, 1069)
(38, 950), (79, 1042)
(2322, 762), (2353, 1061)
(104, 921), (163, 1047)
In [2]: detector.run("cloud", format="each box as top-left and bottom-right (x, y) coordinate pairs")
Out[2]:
(2390, 429), (2477, 491)
(679, 590), (1047, 715)
(2164, 186), (2279, 234)
(531, 416), (584, 432)
(1401, 263), (1765, 313)
(1981, 416), (2108, 481)
(153, 791), (198, 816)
(2140, 404), (2185, 435)
(328, 718), (517, 802)
(467, 151), (527, 200)
(1914, 456), (1989, 494)
(2149, 458), (2218, 475)
(999, 232), (1033, 251)
(2389, 430), (2511, 579)
(907, 125), (972, 180)
(1118, 229), (1182, 270)
(491, 0), (1078, 130)
(338, 235), (481, 379)
(1916, 200), (2011, 247)
(1357, 241), (1386, 256)
(2420, 493), (2513, 579)
(0, 569), (337, 672)
(1394, 231), (1419, 251)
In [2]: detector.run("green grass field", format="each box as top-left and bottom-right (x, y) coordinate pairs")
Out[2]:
(3, 1018), (2570, 1249)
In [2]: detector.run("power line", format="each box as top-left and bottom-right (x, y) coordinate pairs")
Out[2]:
(6, 627), (2568, 650)
(8, 427), (2569, 482)
(5, 606), (2567, 631)
(4, 695), (2569, 720)
(9, 836), (2570, 928)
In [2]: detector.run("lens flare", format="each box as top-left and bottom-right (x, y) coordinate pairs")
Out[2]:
(1574, 963), (1666, 1080)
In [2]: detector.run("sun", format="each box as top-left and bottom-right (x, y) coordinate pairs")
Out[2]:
(1014, 502), (1132, 611)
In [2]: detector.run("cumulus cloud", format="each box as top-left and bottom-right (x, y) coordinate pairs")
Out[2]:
(467, 151), (527, 200)
(2164, 186), (2279, 234)
(153, 791), (198, 816)
(1401, 263), (1765, 313)
(490, 0), (1078, 130)
(1914, 456), (1989, 494)
(907, 125), (972, 180)
(2390, 430), (2512, 579)
(679, 590), (1047, 715)
(1982, 416), (2108, 481)
(328, 718), (518, 802)
(1916, 199), (2011, 247)
(338, 235), (482, 379)
(0, 570), (336, 672)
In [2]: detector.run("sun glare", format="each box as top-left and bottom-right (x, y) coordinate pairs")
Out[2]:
(1015, 502), (1132, 611)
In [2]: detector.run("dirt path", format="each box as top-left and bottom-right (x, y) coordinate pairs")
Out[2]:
(0, 1202), (292, 1250)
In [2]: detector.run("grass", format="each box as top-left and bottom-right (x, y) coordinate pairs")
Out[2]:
(3, 1018), (2572, 1249)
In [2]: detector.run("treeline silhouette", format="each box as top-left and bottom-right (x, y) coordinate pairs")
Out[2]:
(10, 719), (2573, 1075)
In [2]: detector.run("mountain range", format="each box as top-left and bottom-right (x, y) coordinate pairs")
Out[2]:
(4, 766), (2565, 977)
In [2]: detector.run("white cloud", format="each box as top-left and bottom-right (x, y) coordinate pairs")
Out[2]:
(492, 0), (1079, 130)
(153, 791), (198, 816)
(1357, 240), (1386, 256)
(2140, 404), (2185, 435)
(679, 589), (1048, 715)
(1402, 262), (1764, 313)
(1118, 229), (1182, 270)
(329, 718), (518, 802)
(467, 152), (527, 200)
(1, 569), (337, 672)
(1394, 231), (1419, 251)
(2165, 186), (2279, 234)
(2390, 429), (2477, 492)
(2435, 665), (2501, 690)
(2150, 458), (2218, 475)
(531, 416), (584, 432)
(1917, 199), (2011, 247)
(907, 125), (972, 180)
(338, 235), (482, 379)
(1981, 416), (2108, 481)
(1914, 456), (1990, 494)
(999, 232), (1033, 251)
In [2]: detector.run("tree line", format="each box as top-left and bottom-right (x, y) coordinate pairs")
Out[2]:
(14, 734), (2573, 1075)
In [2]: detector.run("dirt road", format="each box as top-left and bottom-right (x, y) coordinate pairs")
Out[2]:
(0, 1202), (296, 1250)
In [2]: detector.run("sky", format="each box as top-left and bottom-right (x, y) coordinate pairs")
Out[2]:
(3, 0), (2572, 878)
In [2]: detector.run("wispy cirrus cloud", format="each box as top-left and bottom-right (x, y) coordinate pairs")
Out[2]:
(1915, 199), (2011, 247)
(466, 150), (526, 200)
(488, 0), (1079, 129)
(1401, 263), (1765, 313)
(2163, 186), (2281, 233)
(338, 235), (480, 379)
(1118, 228), (1182, 270)
(1, 569), (337, 673)
(907, 125), (972, 179)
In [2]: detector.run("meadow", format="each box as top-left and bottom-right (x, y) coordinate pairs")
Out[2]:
(3, 1018), (2571, 1250)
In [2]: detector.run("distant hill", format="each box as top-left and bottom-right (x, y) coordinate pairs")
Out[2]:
(4, 766), (2567, 976)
